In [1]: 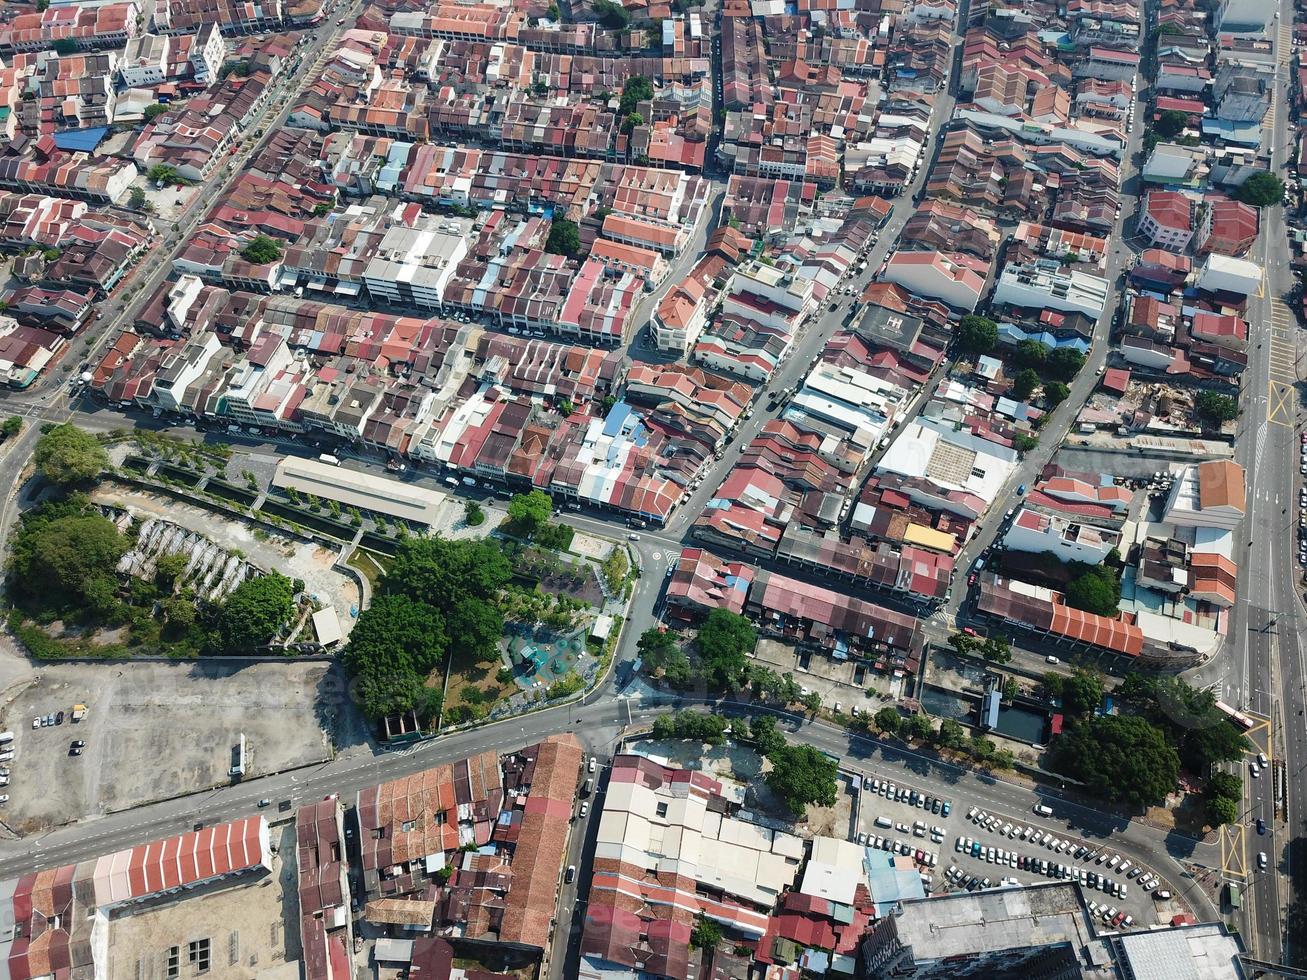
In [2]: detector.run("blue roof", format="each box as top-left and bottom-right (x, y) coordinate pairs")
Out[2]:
(52, 127), (108, 152)
(983, 690), (1002, 728)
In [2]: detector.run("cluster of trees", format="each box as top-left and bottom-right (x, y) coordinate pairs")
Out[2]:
(544, 218), (581, 258)
(651, 709), (730, 744)
(240, 234), (283, 265)
(872, 708), (1015, 770)
(1043, 667), (1104, 718)
(34, 423), (108, 486)
(636, 613), (762, 693)
(591, 0), (630, 28)
(1195, 391), (1238, 426)
(619, 76), (653, 116)
(342, 537), (510, 722)
(215, 573), (296, 653)
(1064, 561), (1122, 617)
(504, 490), (571, 549)
(1009, 341), (1084, 405)
(949, 631), (1013, 664)
(1045, 673), (1248, 811)
(8, 496), (128, 621)
(955, 315), (998, 355)
(1234, 171), (1284, 208)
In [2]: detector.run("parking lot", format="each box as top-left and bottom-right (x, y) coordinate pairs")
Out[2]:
(854, 774), (1180, 931)
(0, 660), (348, 833)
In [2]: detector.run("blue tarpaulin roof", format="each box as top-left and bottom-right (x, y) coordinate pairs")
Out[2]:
(52, 127), (109, 152)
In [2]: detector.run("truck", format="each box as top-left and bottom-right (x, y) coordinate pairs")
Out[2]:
(71, 704), (87, 723)
(318, 453), (341, 466)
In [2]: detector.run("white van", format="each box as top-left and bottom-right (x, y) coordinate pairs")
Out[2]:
(874, 816), (893, 829)
(1032, 804), (1053, 817)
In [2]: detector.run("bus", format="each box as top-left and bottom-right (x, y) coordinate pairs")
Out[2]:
(1214, 700), (1255, 730)
(1227, 882), (1242, 910)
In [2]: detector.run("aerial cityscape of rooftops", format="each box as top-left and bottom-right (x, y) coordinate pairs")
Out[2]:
(0, 0), (1298, 974)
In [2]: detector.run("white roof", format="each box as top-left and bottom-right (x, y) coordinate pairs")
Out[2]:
(312, 607), (342, 646)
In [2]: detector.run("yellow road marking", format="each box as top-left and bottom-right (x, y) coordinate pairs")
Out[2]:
(1221, 822), (1248, 878)
(1268, 380), (1296, 425)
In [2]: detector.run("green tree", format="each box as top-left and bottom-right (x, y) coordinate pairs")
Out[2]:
(690, 915), (722, 950)
(546, 0), (560, 16)
(507, 489), (553, 534)
(545, 218), (581, 257)
(1013, 368), (1041, 400)
(874, 706), (901, 736)
(8, 500), (127, 612)
(695, 608), (756, 689)
(637, 625), (679, 667)
(1061, 667), (1104, 717)
(1044, 381), (1070, 405)
(622, 111), (644, 133)
(903, 713), (934, 742)
(1154, 109), (1189, 139)
(52, 37), (77, 55)
(619, 75), (654, 115)
(750, 714), (786, 755)
(1196, 391), (1238, 424)
(766, 744), (839, 815)
(464, 500), (485, 526)
(154, 552), (189, 592)
(240, 234), (283, 265)
(592, 0), (630, 28)
(1065, 563), (1121, 616)
(937, 717), (968, 750)
(1047, 714), (1179, 808)
(143, 102), (169, 122)
(1045, 347), (1085, 381)
(34, 423), (108, 485)
(1234, 171), (1285, 207)
(979, 634), (1012, 664)
(385, 536), (512, 608)
(1014, 339), (1050, 369)
(446, 596), (505, 662)
(147, 164), (179, 184)
(1, 416), (21, 438)
(956, 314), (998, 354)
(1206, 793), (1239, 827)
(162, 596), (196, 630)
(215, 572), (295, 653)
(1207, 770), (1242, 801)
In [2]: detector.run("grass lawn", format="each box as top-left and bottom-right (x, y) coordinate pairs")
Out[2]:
(440, 645), (512, 726)
(347, 548), (390, 591)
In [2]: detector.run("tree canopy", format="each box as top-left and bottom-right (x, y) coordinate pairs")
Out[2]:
(1060, 667), (1104, 717)
(1234, 171), (1284, 207)
(1045, 347), (1085, 382)
(1044, 381), (1070, 405)
(343, 536), (512, 721)
(8, 498), (127, 614)
(143, 102), (169, 122)
(507, 490), (552, 534)
(544, 218), (581, 257)
(651, 709), (729, 745)
(1013, 368), (1041, 400)
(240, 234), (283, 265)
(695, 608), (756, 689)
(591, 0), (630, 28)
(1064, 562), (1121, 617)
(874, 706), (901, 735)
(1154, 109), (1189, 139)
(34, 423), (107, 486)
(1047, 714), (1179, 808)
(1196, 392), (1238, 424)
(619, 75), (654, 115)
(766, 744), (839, 815)
(215, 572), (295, 653)
(956, 314), (997, 354)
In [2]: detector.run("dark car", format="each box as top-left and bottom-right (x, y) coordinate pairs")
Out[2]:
(1257, 818), (1266, 835)
(68, 745), (82, 757)
(54, 711), (64, 725)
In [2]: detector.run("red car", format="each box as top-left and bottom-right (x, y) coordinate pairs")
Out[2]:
(1111, 912), (1126, 928)
(967, 573), (977, 586)
(962, 627), (979, 637)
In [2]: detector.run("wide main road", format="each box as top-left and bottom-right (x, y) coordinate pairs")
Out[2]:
(1177, 0), (1303, 960)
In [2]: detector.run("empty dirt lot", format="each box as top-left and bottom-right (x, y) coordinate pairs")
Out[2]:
(0, 660), (345, 833)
